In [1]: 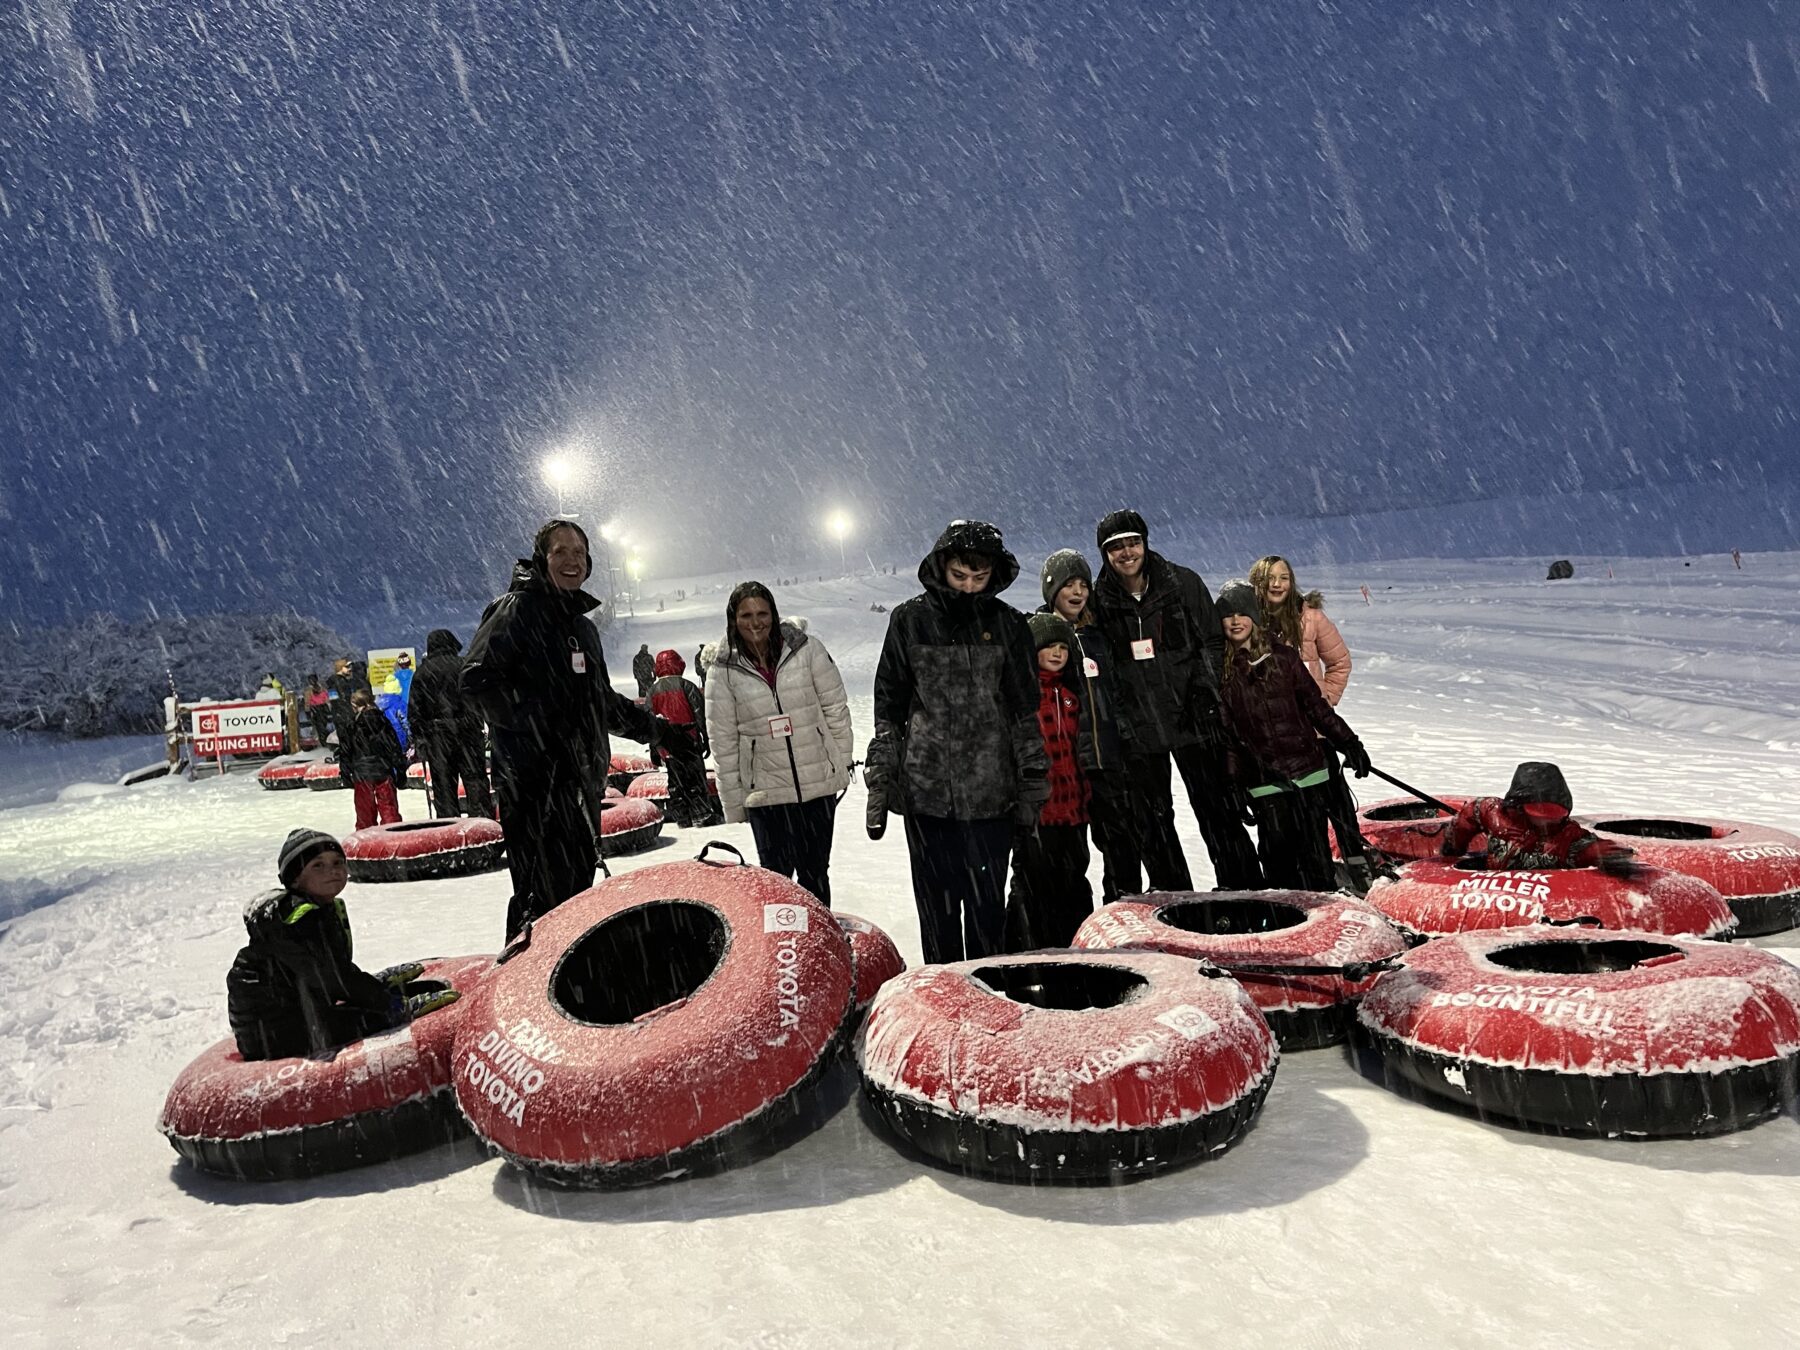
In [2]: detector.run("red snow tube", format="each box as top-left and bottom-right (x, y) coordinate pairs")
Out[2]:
(596, 796), (664, 856)
(1352, 929), (1800, 1136)
(402, 762), (427, 790)
(1073, 892), (1407, 1050)
(304, 760), (348, 791)
(857, 950), (1278, 1182)
(1366, 858), (1735, 942)
(607, 752), (654, 791)
(343, 817), (506, 883)
(625, 769), (720, 803)
(451, 844), (856, 1187)
(1342, 795), (1470, 863)
(256, 760), (311, 791)
(159, 955), (491, 1180)
(1577, 814), (1800, 938)
(835, 912), (906, 1016)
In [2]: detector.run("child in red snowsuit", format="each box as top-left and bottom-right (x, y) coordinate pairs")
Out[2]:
(647, 648), (719, 827)
(1440, 762), (1634, 871)
(1004, 613), (1095, 951)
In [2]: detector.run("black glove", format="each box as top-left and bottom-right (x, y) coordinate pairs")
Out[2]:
(1340, 740), (1372, 778)
(1596, 850), (1644, 878)
(864, 724), (900, 840)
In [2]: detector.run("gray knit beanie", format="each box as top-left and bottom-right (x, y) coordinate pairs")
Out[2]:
(1027, 611), (1079, 654)
(1215, 579), (1264, 628)
(1040, 549), (1093, 607)
(279, 828), (344, 887)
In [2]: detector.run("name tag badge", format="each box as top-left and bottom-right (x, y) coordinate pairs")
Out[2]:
(1131, 638), (1156, 661)
(570, 651), (587, 674)
(768, 714), (794, 737)
(1082, 657), (1100, 678)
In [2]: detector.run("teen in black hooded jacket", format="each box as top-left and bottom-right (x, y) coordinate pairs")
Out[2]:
(866, 520), (1050, 963)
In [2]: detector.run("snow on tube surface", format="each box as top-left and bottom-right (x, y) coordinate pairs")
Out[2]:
(159, 955), (492, 1180)
(1577, 814), (1800, 938)
(451, 845), (856, 1187)
(857, 950), (1278, 1182)
(1366, 858), (1735, 942)
(1072, 891), (1408, 1050)
(1352, 928), (1800, 1137)
(625, 769), (720, 802)
(343, 817), (506, 883)
(595, 796), (664, 856)
(835, 912), (906, 1016)
(304, 760), (348, 791)
(256, 759), (312, 791)
(606, 752), (655, 791)
(1340, 795), (1470, 863)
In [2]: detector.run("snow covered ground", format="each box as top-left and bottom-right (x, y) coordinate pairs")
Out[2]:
(2, 547), (1797, 1347)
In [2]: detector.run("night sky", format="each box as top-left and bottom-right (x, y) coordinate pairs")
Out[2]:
(4, 1), (1797, 624)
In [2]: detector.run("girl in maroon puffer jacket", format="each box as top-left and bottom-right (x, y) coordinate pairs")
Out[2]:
(1216, 581), (1372, 892)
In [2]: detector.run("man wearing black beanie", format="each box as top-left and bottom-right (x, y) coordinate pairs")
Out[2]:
(1090, 509), (1262, 892)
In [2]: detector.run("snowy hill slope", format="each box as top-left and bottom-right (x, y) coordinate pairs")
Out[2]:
(0, 552), (1796, 1347)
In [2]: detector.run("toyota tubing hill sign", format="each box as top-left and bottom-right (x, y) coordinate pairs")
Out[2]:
(189, 700), (286, 756)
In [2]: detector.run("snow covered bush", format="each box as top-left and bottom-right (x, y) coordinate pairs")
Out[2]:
(0, 613), (355, 737)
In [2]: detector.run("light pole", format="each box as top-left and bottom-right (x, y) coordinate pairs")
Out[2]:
(826, 510), (852, 575)
(542, 456), (573, 518)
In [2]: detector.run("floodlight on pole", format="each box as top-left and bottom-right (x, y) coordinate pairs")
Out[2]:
(542, 456), (573, 517)
(825, 510), (852, 574)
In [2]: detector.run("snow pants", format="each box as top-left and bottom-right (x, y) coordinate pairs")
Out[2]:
(421, 728), (493, 819)
(748, 795), (839, 906)
(497, 760), (596, 942)
(1118, 745), (1264, 893)
(307, 705), (331, 748)
(662, 736), (714, 826)
(1322, 749), (1371, 867)
(1251, 783), (1337, 892)
(1004, 823), (1093, 953)
(352, 778), (401, 831)
(1085, 768), (1134, 905)
(903, 813), (1012, 965)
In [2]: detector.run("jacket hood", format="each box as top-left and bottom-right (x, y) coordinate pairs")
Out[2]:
(917, 520), (1020, 597)
(715, 620), (808, 670)
(507, 559), (600, 614)
(425, 628), (462, 656)
(654, 648), (686, 677)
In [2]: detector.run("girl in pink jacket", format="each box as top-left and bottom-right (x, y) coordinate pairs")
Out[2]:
(1250, 555), (1372, 888)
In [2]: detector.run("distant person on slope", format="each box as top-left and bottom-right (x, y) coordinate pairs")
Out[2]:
(326, 658), (362, 747)
(706, 582), (853, 905)
(632, 644), (656, 698)
(1440, 763), (1635, 872)
(1251, 554), (1373, 890)
(463, 520), (663, 941)
(1091, 509), (1261, 892)
(1217, 581), (1372, 892)
(303, 675), (332, 749)
(339, 689), (407, 829)
(647, 648), (718, 828)
(409, 628), (494, 819)
(227, 829), (457, 1061)
(865, 520), (1049, 964)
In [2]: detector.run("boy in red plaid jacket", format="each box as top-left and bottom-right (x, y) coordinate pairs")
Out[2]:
(1004, 613), (1096, 950)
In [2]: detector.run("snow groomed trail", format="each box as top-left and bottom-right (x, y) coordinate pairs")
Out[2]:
(1, 550), (1797, 1347)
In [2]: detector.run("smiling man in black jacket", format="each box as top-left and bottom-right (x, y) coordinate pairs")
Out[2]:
(1091, 509), (1262, 893)
(866, 520), (1050, 963)
(463, 520), (663, 941)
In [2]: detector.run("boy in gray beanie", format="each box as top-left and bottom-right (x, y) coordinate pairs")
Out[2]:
(227, 829), (456, 1060)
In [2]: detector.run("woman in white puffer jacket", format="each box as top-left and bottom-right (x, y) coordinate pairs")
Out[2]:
(705, 581), (854, 905)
